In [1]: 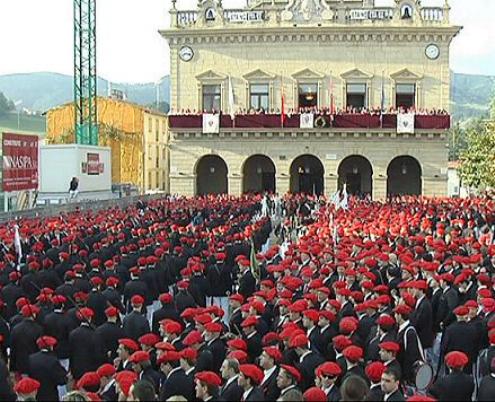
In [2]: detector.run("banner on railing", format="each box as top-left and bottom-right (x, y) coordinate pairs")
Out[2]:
(300, 113), (314, 129)
(397, 113), (415, 134)
(202, 114), (220, 134)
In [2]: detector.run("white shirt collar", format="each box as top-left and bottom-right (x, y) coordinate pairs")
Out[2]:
(399, 320), (410, 333)
(415, 295), (425, 308)
(185, 366), (195, 375)
(225, 374), (239, 388)
(261, 366), (277, 385)
(299, 350), (312, 363)
(320, 324), (330, 333)
(324, 384), (335, 395)
(246, 331), (257, 339)
(167, 366), (182, 379)
(242, 387), (253, 400)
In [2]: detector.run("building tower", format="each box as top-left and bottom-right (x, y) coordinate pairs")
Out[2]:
(74, 0), (98, 145)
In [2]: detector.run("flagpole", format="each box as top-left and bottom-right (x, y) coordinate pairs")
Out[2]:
(380, 70), (385, 129)
(281, 73), (285, 128)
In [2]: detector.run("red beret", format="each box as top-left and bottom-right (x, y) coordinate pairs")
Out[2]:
(365, 361), (386, 383)
(131, 295), (144, 306)
(104, 260), (114, 268)
(333, 335), (353, 351)
(241, 316), (258, 328)
(114, 371), (137, 397)
(118, 338), (139, 352)
(239, 364), (264, 385)
(77, 307), (95, 321)
(263, 346), (282, 362)
(339, 317), (359, 334)
(138, 333), (160, 347)
(14, 377), (41, 395)
(379, 341), (400, 353)
(183, 330), (203, 346)
(343, 345), (363, 362)
(157, 351), (182, 365)
(377, 314), (396, 328)
(162, 320), (183, 335)
(177, 280), (189, 290)
(36, 336), (57, 349)
(280, 364), (301, 383)
(228, 350), (248, 363)
(129, 351), (150, 364)
(316, 361), (342, 378)
(155, 342), (176, 352)
(105, 306), (119, 318)
(227, 338), (248, 351)
(407, 395), (437, 402)
(453, 306), (469, 317)
(90, 276), (103, 286)
(229, 293), (244, 303)
(394, 304), (413, 316)
(180, 347), (198, 360)
(289, 300), (308, 313)
(303, 309), (319, 322)
(90, 259), (100, 268)
(97, 363), (116, 378)
(445, 351), (469, 369)
(205, 322), (223, 333)
(21, 304), (40, 318)
(77, 372), (101, 390)
(159, 293), (173, 304)
(289, 334), (309, 349)
(195, 371), (222, 387)
(303, 387), (327, 402)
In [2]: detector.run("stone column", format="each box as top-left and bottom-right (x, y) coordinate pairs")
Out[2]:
(228, 175), (242, 196)
(372, 176), (387, 201)
(276, 175), (290, 194)
(423, 176), (448, 197)
(324, 176), (338, 197)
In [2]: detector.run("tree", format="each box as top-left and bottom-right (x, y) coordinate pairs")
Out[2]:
(0, 91), (14, 117)
(458, 118), (495, 190)
(448, 122), (468, 161)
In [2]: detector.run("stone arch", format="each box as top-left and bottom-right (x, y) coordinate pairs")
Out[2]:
(195, 154), (228, 195)
(289, 154), (324, 195)
(387, 155), (422, 196)
(242, 154), (276, 194)
(337, 155), (374, 196)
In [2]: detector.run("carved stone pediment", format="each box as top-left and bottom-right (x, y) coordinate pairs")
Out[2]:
(292, 68), (325, 80)
(282, 0), (333, 23)
(340, 68), (374, 80)
(390, 68), (422, 81)
(243, 69), (276, 81)
(196, 69), (227, 81)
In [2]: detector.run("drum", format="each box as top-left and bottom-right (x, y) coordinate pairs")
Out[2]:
(415, 363), (434, 392)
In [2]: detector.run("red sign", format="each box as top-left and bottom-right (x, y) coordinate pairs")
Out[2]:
(2, 132), (39, 192)
(87, 153), (100, 175)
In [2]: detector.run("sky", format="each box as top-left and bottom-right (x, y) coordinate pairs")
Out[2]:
(0, 0), (493, 83)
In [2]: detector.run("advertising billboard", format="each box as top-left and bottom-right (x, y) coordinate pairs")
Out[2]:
(2, 132), (39, 192)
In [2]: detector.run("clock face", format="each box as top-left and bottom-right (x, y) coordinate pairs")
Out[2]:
(425, 44), (440, 60)
(179, 46), (194, 62)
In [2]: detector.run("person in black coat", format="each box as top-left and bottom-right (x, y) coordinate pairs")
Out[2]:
(220, 358), (244, 402)
(242, 319), (263, 363)
(68, 308), (105, 380)
(237, 263), (256, 300)
(259, 349), (281, 401)
(123, 271), (148, 313)
(27, 337), (67, 401)
(151, 294), (180, 335)
(430, 354), (474, 402)
(410, 284), (435, 349)
(0, 354), (15, 402)
(123, 296), (150, 341)
(478, 368), (495, 401)
(395, 307), (423, 384)
(9, 308), (43, 374)
(130, 353), (161, 394)
(43, 298), (72, 362)
(204, 324), (227, 373)
(380, 367), (405, 401)
(175, 285), (197, 315)
(95, 307), (125, 361)
(87, 279), (109, 327)
(0, 275), (25, 320)
(158, 356), (192, 401)
(238, 364), (265, 401)
(293, 339), (325, 391)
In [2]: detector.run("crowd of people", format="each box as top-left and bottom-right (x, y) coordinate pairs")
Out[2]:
(0, 192), (494, 402)
(169, 106), (450, 117)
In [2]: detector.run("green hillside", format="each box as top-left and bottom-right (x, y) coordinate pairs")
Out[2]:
(451, 73), (495, 121)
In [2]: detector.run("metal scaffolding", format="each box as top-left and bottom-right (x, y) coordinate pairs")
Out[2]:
(74, 0), (98, 145)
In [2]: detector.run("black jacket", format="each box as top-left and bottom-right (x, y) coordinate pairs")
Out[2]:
(69, 323), (104, 379)
(477, 374), (495, 402)
(410, 297), (434, 349)
(28, 350), (67, 401)
(220, 377), (244, 402)
(123, 311), (150, 341)
(244, 386), (265, 401)
(0, 358), (15, 402)
(159, 368), (192, 401)
(9, 318), (43, 374)
(430, 372), (474, 401)
(96, 321), (125, 361)
(260, 366), (280, 401)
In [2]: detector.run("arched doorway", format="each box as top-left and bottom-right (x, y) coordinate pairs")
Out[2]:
(387, 156), (422, 196)
(242, 155), (276, 193)
(290, 155), (324, 195)
(337, 155), (373, 197)
(195, 155), (228, 195)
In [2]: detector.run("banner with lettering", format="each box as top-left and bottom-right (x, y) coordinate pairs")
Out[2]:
(300, 113), (314, 129)
(2, 132), (39, 192)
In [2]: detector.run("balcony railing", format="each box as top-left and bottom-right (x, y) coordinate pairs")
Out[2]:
(169, 114), (451, 130)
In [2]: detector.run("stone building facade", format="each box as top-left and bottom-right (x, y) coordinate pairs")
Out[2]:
(160, 0), (461, 198)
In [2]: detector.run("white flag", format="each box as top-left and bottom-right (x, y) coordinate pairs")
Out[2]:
(14, 224), (22, 270)
(228, 76), (235, 121)
(397, 113), (415, 134)
(202, 113), (220, 134)
(300, 113), (314, 129)
(340, 183), (349, 210)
